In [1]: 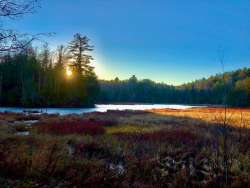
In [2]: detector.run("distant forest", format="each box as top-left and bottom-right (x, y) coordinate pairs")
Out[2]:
(98, 68), (250, 107)
(0, 38), (249, 107)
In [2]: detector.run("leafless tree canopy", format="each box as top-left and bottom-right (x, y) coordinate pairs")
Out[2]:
(0, 29), (42, 52)
(0, 0), (39, 18)
(0, 0), (40, 53)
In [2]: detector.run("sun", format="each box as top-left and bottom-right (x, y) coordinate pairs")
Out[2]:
(66, 67), (72, 77)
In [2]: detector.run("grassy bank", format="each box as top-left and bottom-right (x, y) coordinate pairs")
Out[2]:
(0, 108), (249, 187)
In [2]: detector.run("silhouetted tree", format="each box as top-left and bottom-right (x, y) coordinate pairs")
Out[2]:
(68, 33), (94, 76)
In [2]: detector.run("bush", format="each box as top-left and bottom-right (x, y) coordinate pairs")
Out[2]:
(36, 120), (106, 136)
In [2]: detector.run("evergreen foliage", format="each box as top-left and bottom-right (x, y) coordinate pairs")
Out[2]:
(98, 69), (250, 107)
(0, 34), (100, 107)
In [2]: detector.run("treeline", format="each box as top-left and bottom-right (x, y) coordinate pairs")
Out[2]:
(98, 68), (250, 107)
(1, 32), (249, 107)
(0, 33), (99, 107)
(98, 76), (176, 104)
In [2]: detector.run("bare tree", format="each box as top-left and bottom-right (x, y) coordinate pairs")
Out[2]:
(0, 30), (46, 53)
(0, 0), (41, 53)
(56, 45), (67, 67)
(0, 0), (39, 17)
(218, 48), (231, 185)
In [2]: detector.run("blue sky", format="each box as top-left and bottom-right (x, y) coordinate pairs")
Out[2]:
(7, 0), (250, 85)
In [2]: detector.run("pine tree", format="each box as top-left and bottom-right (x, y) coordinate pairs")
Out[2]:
(68, 33), (94, 76)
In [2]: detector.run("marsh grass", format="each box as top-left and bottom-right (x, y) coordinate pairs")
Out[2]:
(106, 124), (152, 134)
(150, 107), (250, 128)
(0, 108), (249, 187)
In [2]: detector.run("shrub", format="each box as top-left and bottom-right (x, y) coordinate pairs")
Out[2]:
(36, 120), (106, 136)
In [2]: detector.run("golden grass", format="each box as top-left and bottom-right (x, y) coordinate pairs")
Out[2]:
(149, 107), (250, 128)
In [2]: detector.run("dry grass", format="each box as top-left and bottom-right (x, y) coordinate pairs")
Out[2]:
(106, 124), (152, 134)
(149, 107), (250, 128)
(0, 108), (249, 187)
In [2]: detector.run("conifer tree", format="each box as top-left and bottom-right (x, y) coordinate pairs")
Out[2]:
(68, 33), (94, 76)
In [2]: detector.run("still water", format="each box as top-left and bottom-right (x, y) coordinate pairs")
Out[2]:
(0, 104), (200, 115)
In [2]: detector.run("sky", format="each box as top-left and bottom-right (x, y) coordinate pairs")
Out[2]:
(6, 0), (250, 85)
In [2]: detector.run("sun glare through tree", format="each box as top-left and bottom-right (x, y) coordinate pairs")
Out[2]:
(0, 0), (249, 187)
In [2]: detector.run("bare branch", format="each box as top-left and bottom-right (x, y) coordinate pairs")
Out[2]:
(0, 0), (40, 18)
(0, 0), (44, 53)
(0, 29), (54, 54)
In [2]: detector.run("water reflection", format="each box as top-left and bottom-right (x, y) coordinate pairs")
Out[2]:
(0, 104), (201, 115)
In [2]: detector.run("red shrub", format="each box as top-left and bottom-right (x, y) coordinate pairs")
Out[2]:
(36, 120), (106, 136)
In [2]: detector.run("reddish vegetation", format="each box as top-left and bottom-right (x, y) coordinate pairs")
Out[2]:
(36, 120), (107, 135)
(0, 109), (249, 187)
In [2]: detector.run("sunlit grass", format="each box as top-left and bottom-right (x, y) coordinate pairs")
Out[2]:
(149, 107), (250, 128)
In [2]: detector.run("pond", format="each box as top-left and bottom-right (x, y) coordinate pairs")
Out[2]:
(0, 104), (201, 115)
